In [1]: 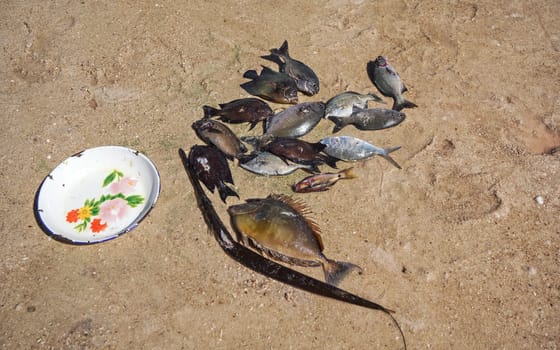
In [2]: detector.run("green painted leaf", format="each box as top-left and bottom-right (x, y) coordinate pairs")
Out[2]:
(126, 195), (145, 208)
(103, 170), (117, 187)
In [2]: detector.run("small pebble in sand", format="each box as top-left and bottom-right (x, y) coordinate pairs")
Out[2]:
(534, 196), (544, 205)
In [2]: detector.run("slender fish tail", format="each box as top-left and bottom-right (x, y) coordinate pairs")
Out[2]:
(322, 256), (363, 286)
(381, 146), (402, 169)
(393, 98), (417, 112)
(340, 167), (356, 179)
(329, 116), (348, 133)
(203, 105), (220, 118)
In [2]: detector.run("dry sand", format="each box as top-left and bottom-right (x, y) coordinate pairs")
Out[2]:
(1, 0), (559, 349)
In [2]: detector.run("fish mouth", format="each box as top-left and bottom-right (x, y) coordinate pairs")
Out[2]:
(375, 56), (387, 67)
(227, 202), (261, 216)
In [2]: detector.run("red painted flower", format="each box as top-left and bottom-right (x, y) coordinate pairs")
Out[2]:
(66, 209), (80, 223)
(90, 218), (107, 234)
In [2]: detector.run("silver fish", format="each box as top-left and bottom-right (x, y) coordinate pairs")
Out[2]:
(324, 91), (385, 120)
(262, 40), (320, 96)
(320, 135), (402, 169)
(367, 56), (417, 111)
(265, 101), (325, 138)
(329, 106), (406, 133)
(239, 151), (314, 176)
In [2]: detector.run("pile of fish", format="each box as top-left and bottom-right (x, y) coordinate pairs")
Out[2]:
(182, 40), (416, 349)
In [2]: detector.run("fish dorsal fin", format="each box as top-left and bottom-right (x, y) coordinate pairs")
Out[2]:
(268, 193), (324, 250)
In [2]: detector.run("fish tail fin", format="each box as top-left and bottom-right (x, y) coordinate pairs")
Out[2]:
(340, 167), (356, 179)
(367, 93), (386, 104)
(243, 69), (259, 80)
(329, 116), (347, 133)
(382, 146), (402, 169)
(260, 54), (284, 67)
(218, 183), (239, 203)
(270, 40), (289, 58)
(322, 155), (339, 169)
(322, 256), (363, 286)
(203, 105), (220, 119)
(393, 99), (417, 111)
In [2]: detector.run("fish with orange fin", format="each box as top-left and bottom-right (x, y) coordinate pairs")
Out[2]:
(228, 194), (361, 286)
(292, 167), (355, 193)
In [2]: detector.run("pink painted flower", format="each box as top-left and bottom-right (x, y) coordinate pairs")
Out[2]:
(109, 177), (138, 194)
(99, 198), (129, 223)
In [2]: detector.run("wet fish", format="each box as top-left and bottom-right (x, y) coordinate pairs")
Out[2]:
(324, 91), (385, 120)
(178, 148), (406, 350)
(192, 119), (248, 160)
(262, 137), (338, 173)
(203, 98), (273, 130)
(239, 151), (315, 176)
(320, 135), (402, 169)
(228, 194), (360, 285)
(367, 56), (417, 111)
(188, 145), (238, 203)
(241, 66), (298, 104)
(265, 101), (325, 138)
(329, 106), (406, 133)
(292, 167), (356, 193)
(262, 40), (320, 96)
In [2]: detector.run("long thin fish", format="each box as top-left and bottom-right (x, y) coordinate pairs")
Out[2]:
(179, 148), (406, 350)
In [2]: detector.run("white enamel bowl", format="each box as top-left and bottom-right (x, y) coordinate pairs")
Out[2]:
(34, 146), (161, 244)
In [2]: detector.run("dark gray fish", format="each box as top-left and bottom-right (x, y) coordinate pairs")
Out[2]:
(265, 101), (325, 138)
(239, 151), (315, 176)
(203, 98), (273, 130)
(188, 145), (238, 203)
(241, 66), (298, 104)
(330, 106), (406, 133)
(262, 40), (320, 96)
(367, 56), (417, 111)
(320, 135), (402, 169)
(325, 91), (385, 120)
(178, 148), (406, 350)
(263, 137), (338, 172)
(192, 119), (247, 160)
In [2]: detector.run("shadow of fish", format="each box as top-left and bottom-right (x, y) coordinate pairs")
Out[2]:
(241, 66), (298, 104)
(178, 147), (406, 350)
(262, 40), (320, 96)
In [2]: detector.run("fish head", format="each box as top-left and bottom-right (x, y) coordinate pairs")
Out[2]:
(374, 56), (388, 67)
(228, 200), (272, 236)
(192, 119), (218, 133)
(300, 80), (320, 96)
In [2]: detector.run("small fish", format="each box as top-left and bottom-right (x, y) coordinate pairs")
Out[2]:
(262, 137), (338, 172)
(179, 148), (407, 350)
(192, 119), (247, 160)
(188, 145), (238, 203)
(239, 151), (314, 176)
(228, 194), (361, 286)
(329, 106), (406, 133)
(203, 98), (273, 130)
(262, 40), (320, 96)
(324, 91), (385, 120)
(292, 167), (356, 193)
(265, 101), (325, 138)
(367, 56), (417, 111)
(320, 135), (402, 169)
(241, 66), (298, 104)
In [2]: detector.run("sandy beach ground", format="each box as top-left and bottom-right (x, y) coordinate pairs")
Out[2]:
(1, 1), (559, 349)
